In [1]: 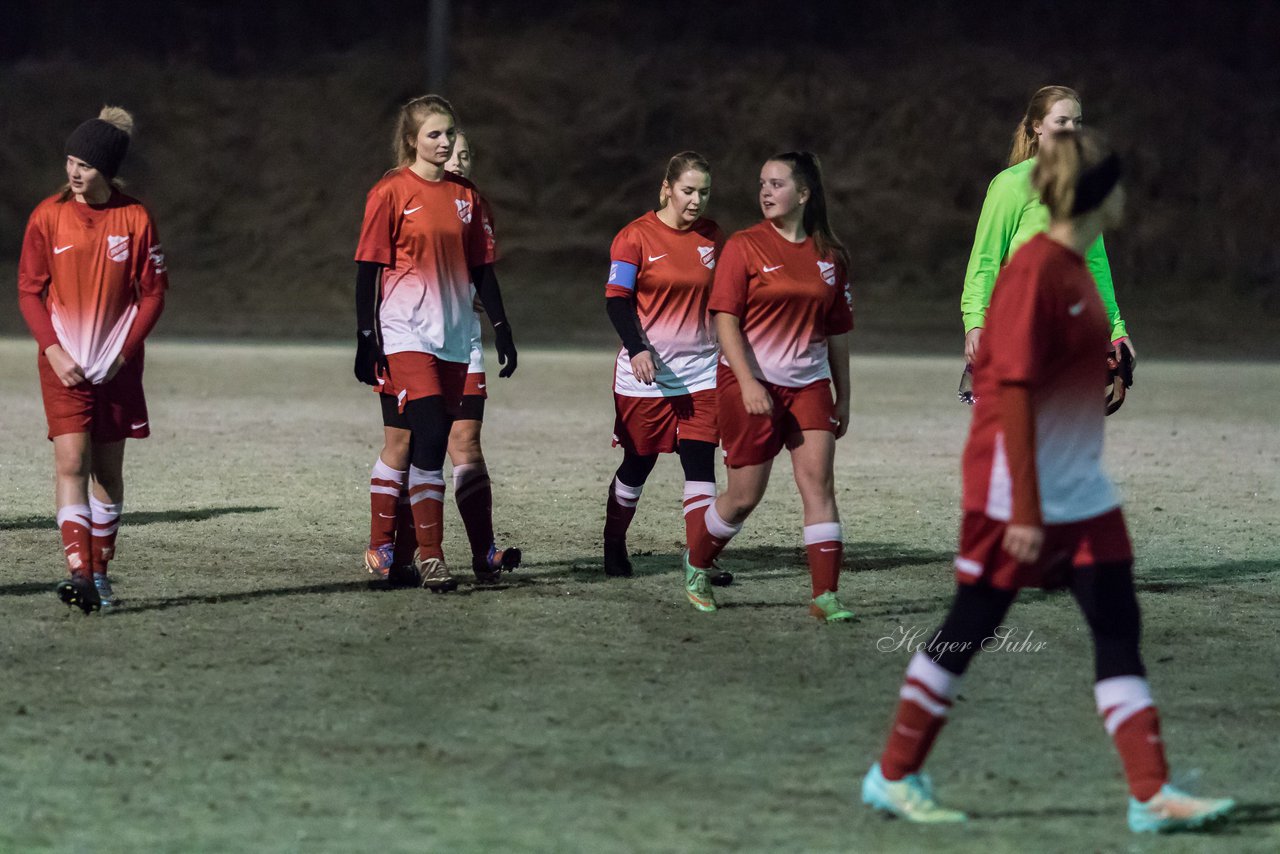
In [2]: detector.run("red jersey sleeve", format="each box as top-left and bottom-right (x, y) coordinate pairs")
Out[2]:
(16, 206), (58, 353)
(985, 264), (1049, 387)
(122, 214), (169, 361)
(707, 234), (750, 317)
(604, 225), (643, 300)
(355, 185), (395, 266)
(476, 195), (499, 264)
(465, 189), (497, 269)
(823, 262), (854, 335)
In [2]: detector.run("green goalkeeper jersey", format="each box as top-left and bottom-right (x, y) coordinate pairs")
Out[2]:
(960, 157), (1128, 338)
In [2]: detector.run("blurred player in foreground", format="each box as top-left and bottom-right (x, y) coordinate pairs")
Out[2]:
(862, 128), (1234, 833)
(601, 151), (728, 583)
(17, 106), (168, 613)
(683, 152), (855, 621)
(354, 96), (518, 592)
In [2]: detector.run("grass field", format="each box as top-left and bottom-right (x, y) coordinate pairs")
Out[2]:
(1, 339), (1277, 853)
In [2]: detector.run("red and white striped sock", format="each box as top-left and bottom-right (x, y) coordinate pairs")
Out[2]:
(803, 521), (843, 598)
(604, 478), (643, 542)
(1095, 676), (1168, 801)
(89, 496), (122, 574)
(369, 457), (406, 548)
(57, 504), (93, 577)
(880, 652), (960, 780)
(453, 462), (494, 560)
(681, 480), (716, 550)
(688, 499), (741, 569)
(408, 466), (446, 561)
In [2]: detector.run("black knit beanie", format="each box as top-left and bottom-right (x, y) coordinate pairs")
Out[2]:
(65, 119), (130, 179)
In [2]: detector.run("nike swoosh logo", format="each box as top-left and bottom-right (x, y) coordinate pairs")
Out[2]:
(131, 421), (148, 430)
(828, 417), (840, 425)
(476, 383), (486, 389)
(403, 206), (422, 215)
(763, 264), (783, 272)
(819, 546), (839, 553)
(1068, 300), (1086, 316)
(377, 513), (396, 518)
(54, 245), (74, 254)
(648, 254), (667, 262)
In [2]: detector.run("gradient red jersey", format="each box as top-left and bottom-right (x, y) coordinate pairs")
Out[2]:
(708, 221), (853, 387)
(605, 212), (724, 398)
(963, 233), (1118, 524)
(355, 168), (496, 364)
(18, 192), (168, 384)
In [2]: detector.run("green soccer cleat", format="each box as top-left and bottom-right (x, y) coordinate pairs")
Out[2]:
(1128, 784), (1235, 833)
(861, 762), (967, 824)
(810, 590), (855, 622)
(682, 550), (716, 612)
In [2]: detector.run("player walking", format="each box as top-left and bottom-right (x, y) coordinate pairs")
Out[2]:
(960, 86), (1135, 385)
(17, 106), (168, 612)
(602, 152), (727, 581)
(862, 128), (1235, 833)
(683, 152), (855, 621)
(354, 96), (517, 592)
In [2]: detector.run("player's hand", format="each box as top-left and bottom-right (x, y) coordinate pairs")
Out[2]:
(833, 397), (850, 439)
(631, 350), (656, 385)
(1002, 523), (1044, 564)
(104, 353), (126, 382)
(495, 323), (518, 378)
(1112, 336), (1137, 371)
(964, 327), (983, 365)
(354, 331), (383, 386)
(740, 378), (773, 416)
(45, 344), (86, 387)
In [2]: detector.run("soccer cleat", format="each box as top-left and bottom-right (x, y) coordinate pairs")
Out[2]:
(386, 563), (421, 588)
(364, 543), (395, 580)
(473, 545), (521, 585)
(708, 562), (734, 587)
(810, 590), (855, 622)
(861, 762), (967, 824)
(419, 557), (458, 593)
(1127, 784), (1235, 833)
(92, 572), (117, 609)
(56, 575), (101, 615)
(682, 550), (716, 612)
(603, 538), (633, 577)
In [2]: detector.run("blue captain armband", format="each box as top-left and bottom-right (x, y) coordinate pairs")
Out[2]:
(607, 260), (639, 291)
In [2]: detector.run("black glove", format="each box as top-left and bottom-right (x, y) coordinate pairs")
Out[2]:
(354, 331), (384, 386)
(495, 323), (518, 378)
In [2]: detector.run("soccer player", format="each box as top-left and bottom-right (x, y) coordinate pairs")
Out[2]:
(17, 106), (168, 613)
(861, 128), (1235, 833)
(602, 152), (727, 581)
(354, 96), (518, 592)
(961, 86), (1135, 370)
(682, 152), (855, 621)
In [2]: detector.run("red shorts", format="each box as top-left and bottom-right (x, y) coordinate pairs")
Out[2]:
(384, 351), (468, 415)
(612, 389), (719, 456)
(464, 370), (487, 399)
(954, 508), (1133, 590)
(717, 365), (836, 468)
(38, 349), (150, 442)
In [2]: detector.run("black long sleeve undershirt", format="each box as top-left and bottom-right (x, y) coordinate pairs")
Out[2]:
(355, 261), (382, 337)
(471, 263), (509, 329)
(606, 296), (648, 358)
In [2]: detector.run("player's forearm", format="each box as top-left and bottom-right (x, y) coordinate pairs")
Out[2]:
(714, 312), (756, 385)
(1085, 236), (1126, 339)
(999, 383), (1042, 527)
(471, 263), (509, 329)
(17, 289), (59, 353)
(605, 296), (647, 358)
(355, 261), (383, 337)
(121, 293), (164, 362)
(827, 332), (851, 402)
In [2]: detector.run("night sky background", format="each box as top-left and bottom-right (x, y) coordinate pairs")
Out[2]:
(3, 0), (1278, 354)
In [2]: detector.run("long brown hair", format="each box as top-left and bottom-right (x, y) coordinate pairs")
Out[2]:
(1009, 85), (1080, 166)
(392, 95), (457, 168)
(1031, 128), (1119, 221)
(767, 151), (849, 271)
(657, 151), (711, 209)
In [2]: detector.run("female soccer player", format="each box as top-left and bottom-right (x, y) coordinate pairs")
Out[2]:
(602, 152), (727, 582)
(683, 152), (855, 621)
(17, 106), (168, 612)
(960, 86), (1135, 370)
(862, 129), (1235, 833)
(354, 96), (517, 592)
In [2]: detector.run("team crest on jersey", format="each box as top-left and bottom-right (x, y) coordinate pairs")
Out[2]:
(455, 199), (473, 223)
(107, 235), (130, 263)
(817, 260), (837, 286)
(697, 245), (717, 269)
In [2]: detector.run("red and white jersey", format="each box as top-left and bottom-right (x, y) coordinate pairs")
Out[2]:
(355, 168), (496, 364)
(18, 192), (168, 384)
(963, 233), (1118, 524)
(605, 212), (724, 398)
(708, 221), (853, 388)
